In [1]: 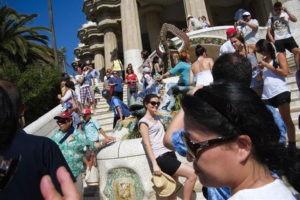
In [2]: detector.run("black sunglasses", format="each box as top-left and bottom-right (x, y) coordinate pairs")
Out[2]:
(56, 119), (69, 124)
(150, 101), (160, 107)
(274, 8), (282, 11)
(181, 132), (236, 159)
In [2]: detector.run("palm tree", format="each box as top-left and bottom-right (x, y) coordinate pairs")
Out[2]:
(0, 4), (53, 71)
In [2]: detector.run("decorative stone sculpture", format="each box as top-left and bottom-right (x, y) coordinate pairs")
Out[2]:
(155, 23), (190, 73)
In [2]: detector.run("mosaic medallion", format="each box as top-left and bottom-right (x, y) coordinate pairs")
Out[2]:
(104, 168), (144, 200)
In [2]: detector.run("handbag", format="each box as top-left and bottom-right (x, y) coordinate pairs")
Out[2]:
(68, 90), (79, 112)
(129, 84), (137, 93)
(85, 145), (99, 186)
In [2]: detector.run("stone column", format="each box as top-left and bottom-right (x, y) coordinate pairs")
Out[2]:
(144, 6), (162, 52)
(121, 0), (143, 79)
(183, 0), (208, 20)
(94, 51), (105, 80)
(104, 28), (117, 71)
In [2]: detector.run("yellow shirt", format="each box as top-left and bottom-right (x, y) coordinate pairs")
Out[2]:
(113, 60), (122, 71)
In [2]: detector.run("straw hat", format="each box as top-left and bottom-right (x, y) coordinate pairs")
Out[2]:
(151, 172), (176, 197)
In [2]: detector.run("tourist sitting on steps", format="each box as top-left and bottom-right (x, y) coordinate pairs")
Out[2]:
(139, 94), (197, 200)
(51, 112), (103, 198)
(102, 90), (130, 128)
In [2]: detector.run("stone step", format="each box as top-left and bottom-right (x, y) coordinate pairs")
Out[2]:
(93, 112), (114, 120)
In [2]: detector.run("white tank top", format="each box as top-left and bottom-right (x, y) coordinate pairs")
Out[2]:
(262, 59), (290, 100)
(139, 117), (172, 158)
(195, 70), (214, 86)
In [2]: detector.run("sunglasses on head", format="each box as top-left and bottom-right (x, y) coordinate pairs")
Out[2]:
(149, 101), (160, 107)
(181, 132), (236, 159)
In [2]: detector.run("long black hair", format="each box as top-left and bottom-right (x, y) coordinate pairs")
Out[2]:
(0, 86), (18, 150)
(182, 81), (300, 192)
(256, 39), (280, 68)
(195, 45), (207, 57)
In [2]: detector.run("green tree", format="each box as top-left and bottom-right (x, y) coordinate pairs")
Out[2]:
(0, 4), (53, 71)
(0, 4), (62, 124)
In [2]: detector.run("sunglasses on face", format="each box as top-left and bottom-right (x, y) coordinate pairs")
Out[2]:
(56, 119), (69, 124)
(181, 132), (236, 159)
(274, 8), (282, 11)
(149, 101), (160, 107)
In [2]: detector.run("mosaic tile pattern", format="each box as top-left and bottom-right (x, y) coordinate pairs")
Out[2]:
(176, 37), (226, 48)
(104, 168), (144, 200)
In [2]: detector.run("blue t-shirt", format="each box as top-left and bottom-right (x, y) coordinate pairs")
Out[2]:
(169, 61), (191, 86)
(109, 77), (123, 92)
(109, 96), (130, 118)
(83, 118), (101, 142)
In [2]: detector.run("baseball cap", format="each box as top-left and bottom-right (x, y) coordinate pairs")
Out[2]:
(102, 90), (110, 97)
(242, 11), (251, 16)
(62, 102), (73, 112)
(143, 67), (150, 73)
(226, 28), (237, 36)
(82, 108), (91, 115)
(54, 112), (72, 120)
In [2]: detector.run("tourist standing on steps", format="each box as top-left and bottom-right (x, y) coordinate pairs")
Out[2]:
(58, 80), (80, 113)
(151, 56), (162, 79)
(139, 94), (197, 200)
(229, 31), (263, 97)
(200, 16), (210, 29)
(51, 112), (103, 198)
(187, 14), (202, 31)
(0, 81), (74, 200)
(125, 64), (138, 105)
(142, 67), (154, 90)
(109, 71), (124, 101)
(256, 39), (296, 149)
(189, 45), (214, 86)
(267, 2), (299, 71)
(234, 11), (260, 45)
(102, 90), (130, 128)
(111, 55), (123, 78)
(75, 66), (96, 114)
(219, 28), (237, 56)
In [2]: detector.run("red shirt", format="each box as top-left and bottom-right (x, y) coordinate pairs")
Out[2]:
(125, 74), (137, 87)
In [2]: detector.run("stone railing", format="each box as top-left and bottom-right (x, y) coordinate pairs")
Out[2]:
(23, 104), (62, 137)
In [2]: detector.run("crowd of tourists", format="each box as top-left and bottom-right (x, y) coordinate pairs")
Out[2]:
(1, 2), (300, 200)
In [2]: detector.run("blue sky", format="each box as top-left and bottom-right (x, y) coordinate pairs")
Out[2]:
(4, 0), (86, 65)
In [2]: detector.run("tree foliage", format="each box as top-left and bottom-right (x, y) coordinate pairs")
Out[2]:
(0, 4), (53, 71)
(0, 4), (62, 124)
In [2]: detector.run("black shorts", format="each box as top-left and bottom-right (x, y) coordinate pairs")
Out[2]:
(263, 91), (291, 108)
(156, 151), (181, 176)
(275, 37), (298, 53)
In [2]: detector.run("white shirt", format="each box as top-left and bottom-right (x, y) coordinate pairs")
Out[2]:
(268, 12), (292, 40)
(75, 74), (89, 88)
(262, 59), (290, 100)
(238, 19), (260, 44)
(229, 179), (296, 200)
(190, 18), (202, 29)
(220, 40), (236, 56)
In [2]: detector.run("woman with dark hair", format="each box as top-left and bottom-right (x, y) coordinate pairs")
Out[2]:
(182, 82), (300, 199)
(230, 32), (263, 96)
(151, 56), (162, 79)
(189, 45), (214, 86)
(141, 50), (153, 71)
(125, 64), (138, 105)
(139, 94), (197, 200)
(159, 51), (192, 86)
(58, 80), (79, 112)
(256, 39), (296, 148)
